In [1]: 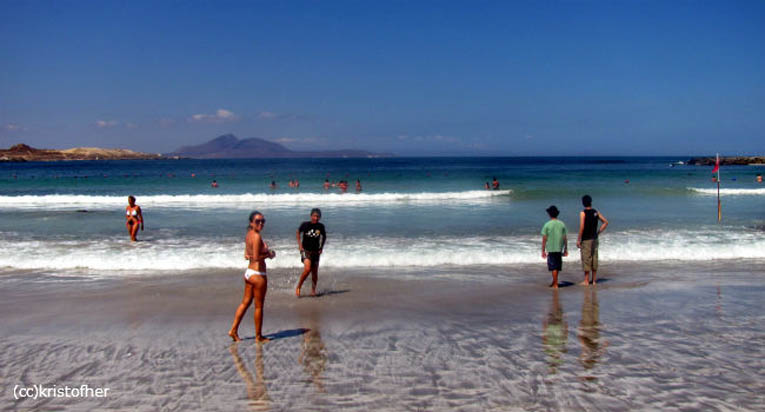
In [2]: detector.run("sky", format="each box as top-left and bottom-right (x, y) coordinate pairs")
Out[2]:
(1, 1), (764, 156)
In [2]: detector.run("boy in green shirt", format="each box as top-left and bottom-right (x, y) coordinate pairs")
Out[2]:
(541, 205), (568, 289)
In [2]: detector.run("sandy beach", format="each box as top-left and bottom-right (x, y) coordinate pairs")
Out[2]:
(2, 262), (764, 411)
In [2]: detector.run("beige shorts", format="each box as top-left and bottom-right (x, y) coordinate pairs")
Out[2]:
(580, 239), (598, 272)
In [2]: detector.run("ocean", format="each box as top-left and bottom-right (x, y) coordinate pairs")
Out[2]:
(1, 156), (763, 280)
(3, 157), (765, 411)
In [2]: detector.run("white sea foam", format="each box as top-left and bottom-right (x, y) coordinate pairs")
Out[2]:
(1, 229), (762, 275)
(689, 187), (765, 195)
(0, 190), (512, 210)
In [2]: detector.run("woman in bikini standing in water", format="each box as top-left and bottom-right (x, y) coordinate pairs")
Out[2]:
(229, 211), (276, 343)
(125, 195), (144, 241)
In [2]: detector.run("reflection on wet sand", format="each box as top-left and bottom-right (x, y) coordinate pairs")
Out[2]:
(230, 343), (270, 411)
(716, 285), (724, 320)
(542, 289), (568, 374)
(299, 311), (327, 393)
(578, 287), (607, 371)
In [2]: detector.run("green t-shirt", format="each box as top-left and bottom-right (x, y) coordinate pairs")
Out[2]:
(541, 219), (567, 253)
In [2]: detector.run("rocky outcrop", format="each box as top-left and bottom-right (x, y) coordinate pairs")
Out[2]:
(688, 156), (765, 166)
(0, 144), (164, 162)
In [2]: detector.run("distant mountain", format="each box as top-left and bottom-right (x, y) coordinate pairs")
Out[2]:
(169, 134), (391, 159)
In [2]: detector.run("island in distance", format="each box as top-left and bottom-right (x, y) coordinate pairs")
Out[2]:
(0, 144), (164, 162)
(169, 134), (392, 159)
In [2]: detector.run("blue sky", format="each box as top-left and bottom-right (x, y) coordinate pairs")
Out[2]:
(1, 1), (763, 156)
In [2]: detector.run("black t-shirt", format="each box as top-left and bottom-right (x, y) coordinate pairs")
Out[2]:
(299, 222), (326, 251)
(582, 209), (599, 240)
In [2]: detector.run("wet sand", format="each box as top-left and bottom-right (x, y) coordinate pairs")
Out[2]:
(2, 262), (764, 411)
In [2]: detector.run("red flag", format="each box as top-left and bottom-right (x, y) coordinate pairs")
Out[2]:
(711, 154), (720, 174)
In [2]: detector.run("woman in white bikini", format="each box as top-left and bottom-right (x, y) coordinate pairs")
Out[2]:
(125, 195), (144, 241)
(229, 211), (276, 343)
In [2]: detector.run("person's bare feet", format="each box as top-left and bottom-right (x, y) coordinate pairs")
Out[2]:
(549, 282), (558, 289)
(579, 280), (589, 286)
(229, 330), (242, 342)
(295, 287), (301, 298)
(256, 336), (271, 343)
(310, 288), (317, 297)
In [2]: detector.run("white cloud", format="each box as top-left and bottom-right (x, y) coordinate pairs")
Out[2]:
(159, 118), (176, 127)
(257, 111), (308, 121)
(189, 109), (239, 123)
(396, 134), (460, 143)
(257, 111), (278, 119)
(432, 135), (459, 143)
(274, 137), (320, 144)
(95, 120), (119, 128)
(3, 123), (24, 132)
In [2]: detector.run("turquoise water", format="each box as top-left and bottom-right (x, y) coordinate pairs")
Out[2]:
(1, 157), (763, 277)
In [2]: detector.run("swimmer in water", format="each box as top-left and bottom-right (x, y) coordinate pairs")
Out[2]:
(125, 195), (144, 241)
(229, 211), (276, 343)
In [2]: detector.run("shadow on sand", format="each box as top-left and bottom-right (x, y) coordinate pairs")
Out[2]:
(240, 328), (310, 342)
(264, 328), (310, 340)
(313, 289), (351, 298)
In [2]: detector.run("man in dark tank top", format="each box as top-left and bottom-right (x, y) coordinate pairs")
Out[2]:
(577, 195), (609, 285)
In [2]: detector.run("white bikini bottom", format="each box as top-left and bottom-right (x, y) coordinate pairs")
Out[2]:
(244, 268), (266, 280)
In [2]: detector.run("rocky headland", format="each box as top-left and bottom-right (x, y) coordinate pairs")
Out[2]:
(0, 144), (165, 162)
(687, 156), (765, 166)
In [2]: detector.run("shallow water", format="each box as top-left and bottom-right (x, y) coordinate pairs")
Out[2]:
(1, 263), (763, 411)
(1, 157), (764, 280)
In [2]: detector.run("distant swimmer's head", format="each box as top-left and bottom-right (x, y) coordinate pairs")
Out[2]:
(310, 208), (322, 222)
(128, 195), (136, 206)
(546, 205), (560, 218)
(582, 195), (592, 207)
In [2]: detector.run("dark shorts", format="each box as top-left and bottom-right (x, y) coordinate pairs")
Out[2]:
(301, 250), (320, 264)
(547, 252), (563, 271)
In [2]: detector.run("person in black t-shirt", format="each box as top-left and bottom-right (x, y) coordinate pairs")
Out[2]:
(296, 208), (327, 297)
(577, 195), (609, 286)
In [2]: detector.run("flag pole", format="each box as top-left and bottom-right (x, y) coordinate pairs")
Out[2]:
(717, 153), (721, 222)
